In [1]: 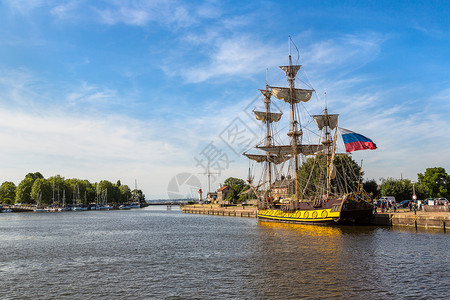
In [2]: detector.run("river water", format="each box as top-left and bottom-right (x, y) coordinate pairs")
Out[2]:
(0, 206), (448, 299)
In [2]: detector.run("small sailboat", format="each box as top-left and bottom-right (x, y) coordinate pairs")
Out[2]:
(97, 188), (112, 210)
(119, 203), (131, 210)
(35, 193), (48, 212)
(58, 189), (71, 211)
(130, 179), (141, 208)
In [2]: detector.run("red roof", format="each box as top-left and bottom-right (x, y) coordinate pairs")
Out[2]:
(218, 185), (230, 192)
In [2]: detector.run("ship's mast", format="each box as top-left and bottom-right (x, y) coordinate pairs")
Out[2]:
(323, 93), (332, 198)
(313, 94), (339, 198)
(287, 36), (301, 201)
(245, 37), (317, 203)
(264, 69), (272, 192)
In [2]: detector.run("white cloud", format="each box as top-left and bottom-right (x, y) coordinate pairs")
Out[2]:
(179, 35), (284, 83)
(0, 69), (201, 198)
(302, 33), (385, 76)
(2, 0), (46, 14)
(0, 104), (200, 198)
(50, 1), (83, 20)
(93, 0), (196, 28)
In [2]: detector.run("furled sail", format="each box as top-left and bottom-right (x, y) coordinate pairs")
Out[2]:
(253, 111), (282, 123)
(256, 144), (326, 156)
(328, 129), (338, 180)
(271, 87), (314, 103)
(259, 89), (271, 98)
(243, 153), (290, 165)
(280, 65), (301, 78)
(329, 163), (337, 179)
(313, 114), (339, 130)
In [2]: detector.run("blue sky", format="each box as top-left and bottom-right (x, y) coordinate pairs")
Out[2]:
(0, 0), (449, 199)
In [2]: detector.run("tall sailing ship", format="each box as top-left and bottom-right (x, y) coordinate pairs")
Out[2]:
(244, 38), (376, 224)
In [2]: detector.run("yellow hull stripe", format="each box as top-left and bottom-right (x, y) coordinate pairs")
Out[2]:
(257, 208), (340, 223)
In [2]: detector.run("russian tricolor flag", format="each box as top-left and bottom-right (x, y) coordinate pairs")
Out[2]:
(339, 128), (377, 152)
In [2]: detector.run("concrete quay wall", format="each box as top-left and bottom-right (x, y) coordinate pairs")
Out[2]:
(372, 212), (449, 230)
(181, 204), (257, 218)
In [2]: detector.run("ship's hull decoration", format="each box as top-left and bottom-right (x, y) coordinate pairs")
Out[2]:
(257, 192), (373, 225)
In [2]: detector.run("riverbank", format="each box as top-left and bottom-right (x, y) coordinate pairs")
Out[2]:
(181, 204), (449, 230)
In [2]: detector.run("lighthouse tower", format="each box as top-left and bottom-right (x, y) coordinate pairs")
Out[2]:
(198, 188), (203, 203)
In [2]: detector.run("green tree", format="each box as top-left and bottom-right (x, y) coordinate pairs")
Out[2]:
(223, 177), (248, 203)
(65, 178), (84, 205)
(380, 178), (413, 201)
(98, 180), (121, 204)
(83, 180), (96, 204)
(417, 167), (450, 198)
(25, 172), (44, 180)
(0, 181), (16, 204)
(298, 154), (362, 197)
(48, 175), (68, 205)
(119, 185), (132, 203)
(133, 189), (146, 203)
(363, 179), (379, 199)
(225, 190), (236, 203)
(31, 178), (52, 205)
(15, 177), (35, 204)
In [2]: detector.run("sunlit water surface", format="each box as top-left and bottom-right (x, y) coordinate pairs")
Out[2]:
(0, 206), (448, 299)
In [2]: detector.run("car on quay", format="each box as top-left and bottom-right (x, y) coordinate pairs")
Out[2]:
(379, 196), (396, 204)
(435, 198), (448, 205)
(396, 200), (413, 208)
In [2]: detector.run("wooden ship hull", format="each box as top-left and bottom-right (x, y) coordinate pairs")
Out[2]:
(257, 192), (373, 225)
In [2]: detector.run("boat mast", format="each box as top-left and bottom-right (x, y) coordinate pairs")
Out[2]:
(324, 93), (332, 198)
(135, 179), (138, 203)
(264, 69), (273, 192)
(52, 181), (55, 206)
(287, 36), (301, 201)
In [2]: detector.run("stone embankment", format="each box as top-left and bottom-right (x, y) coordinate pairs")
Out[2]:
(180, 204), (257, 218)
(373, 211), (449, 230)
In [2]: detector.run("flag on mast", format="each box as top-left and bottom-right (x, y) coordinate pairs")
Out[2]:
(339, 127), (377, 152)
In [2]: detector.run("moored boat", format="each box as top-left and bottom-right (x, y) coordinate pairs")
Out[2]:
(244, 37), (376, 225)
(119, 204), (131, 210)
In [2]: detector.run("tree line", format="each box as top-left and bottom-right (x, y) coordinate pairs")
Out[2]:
(220, 159), (449, 203)
(296, 154), (450, 201)
(376, 167), (450, 201)
(0, 172), (145, 206)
